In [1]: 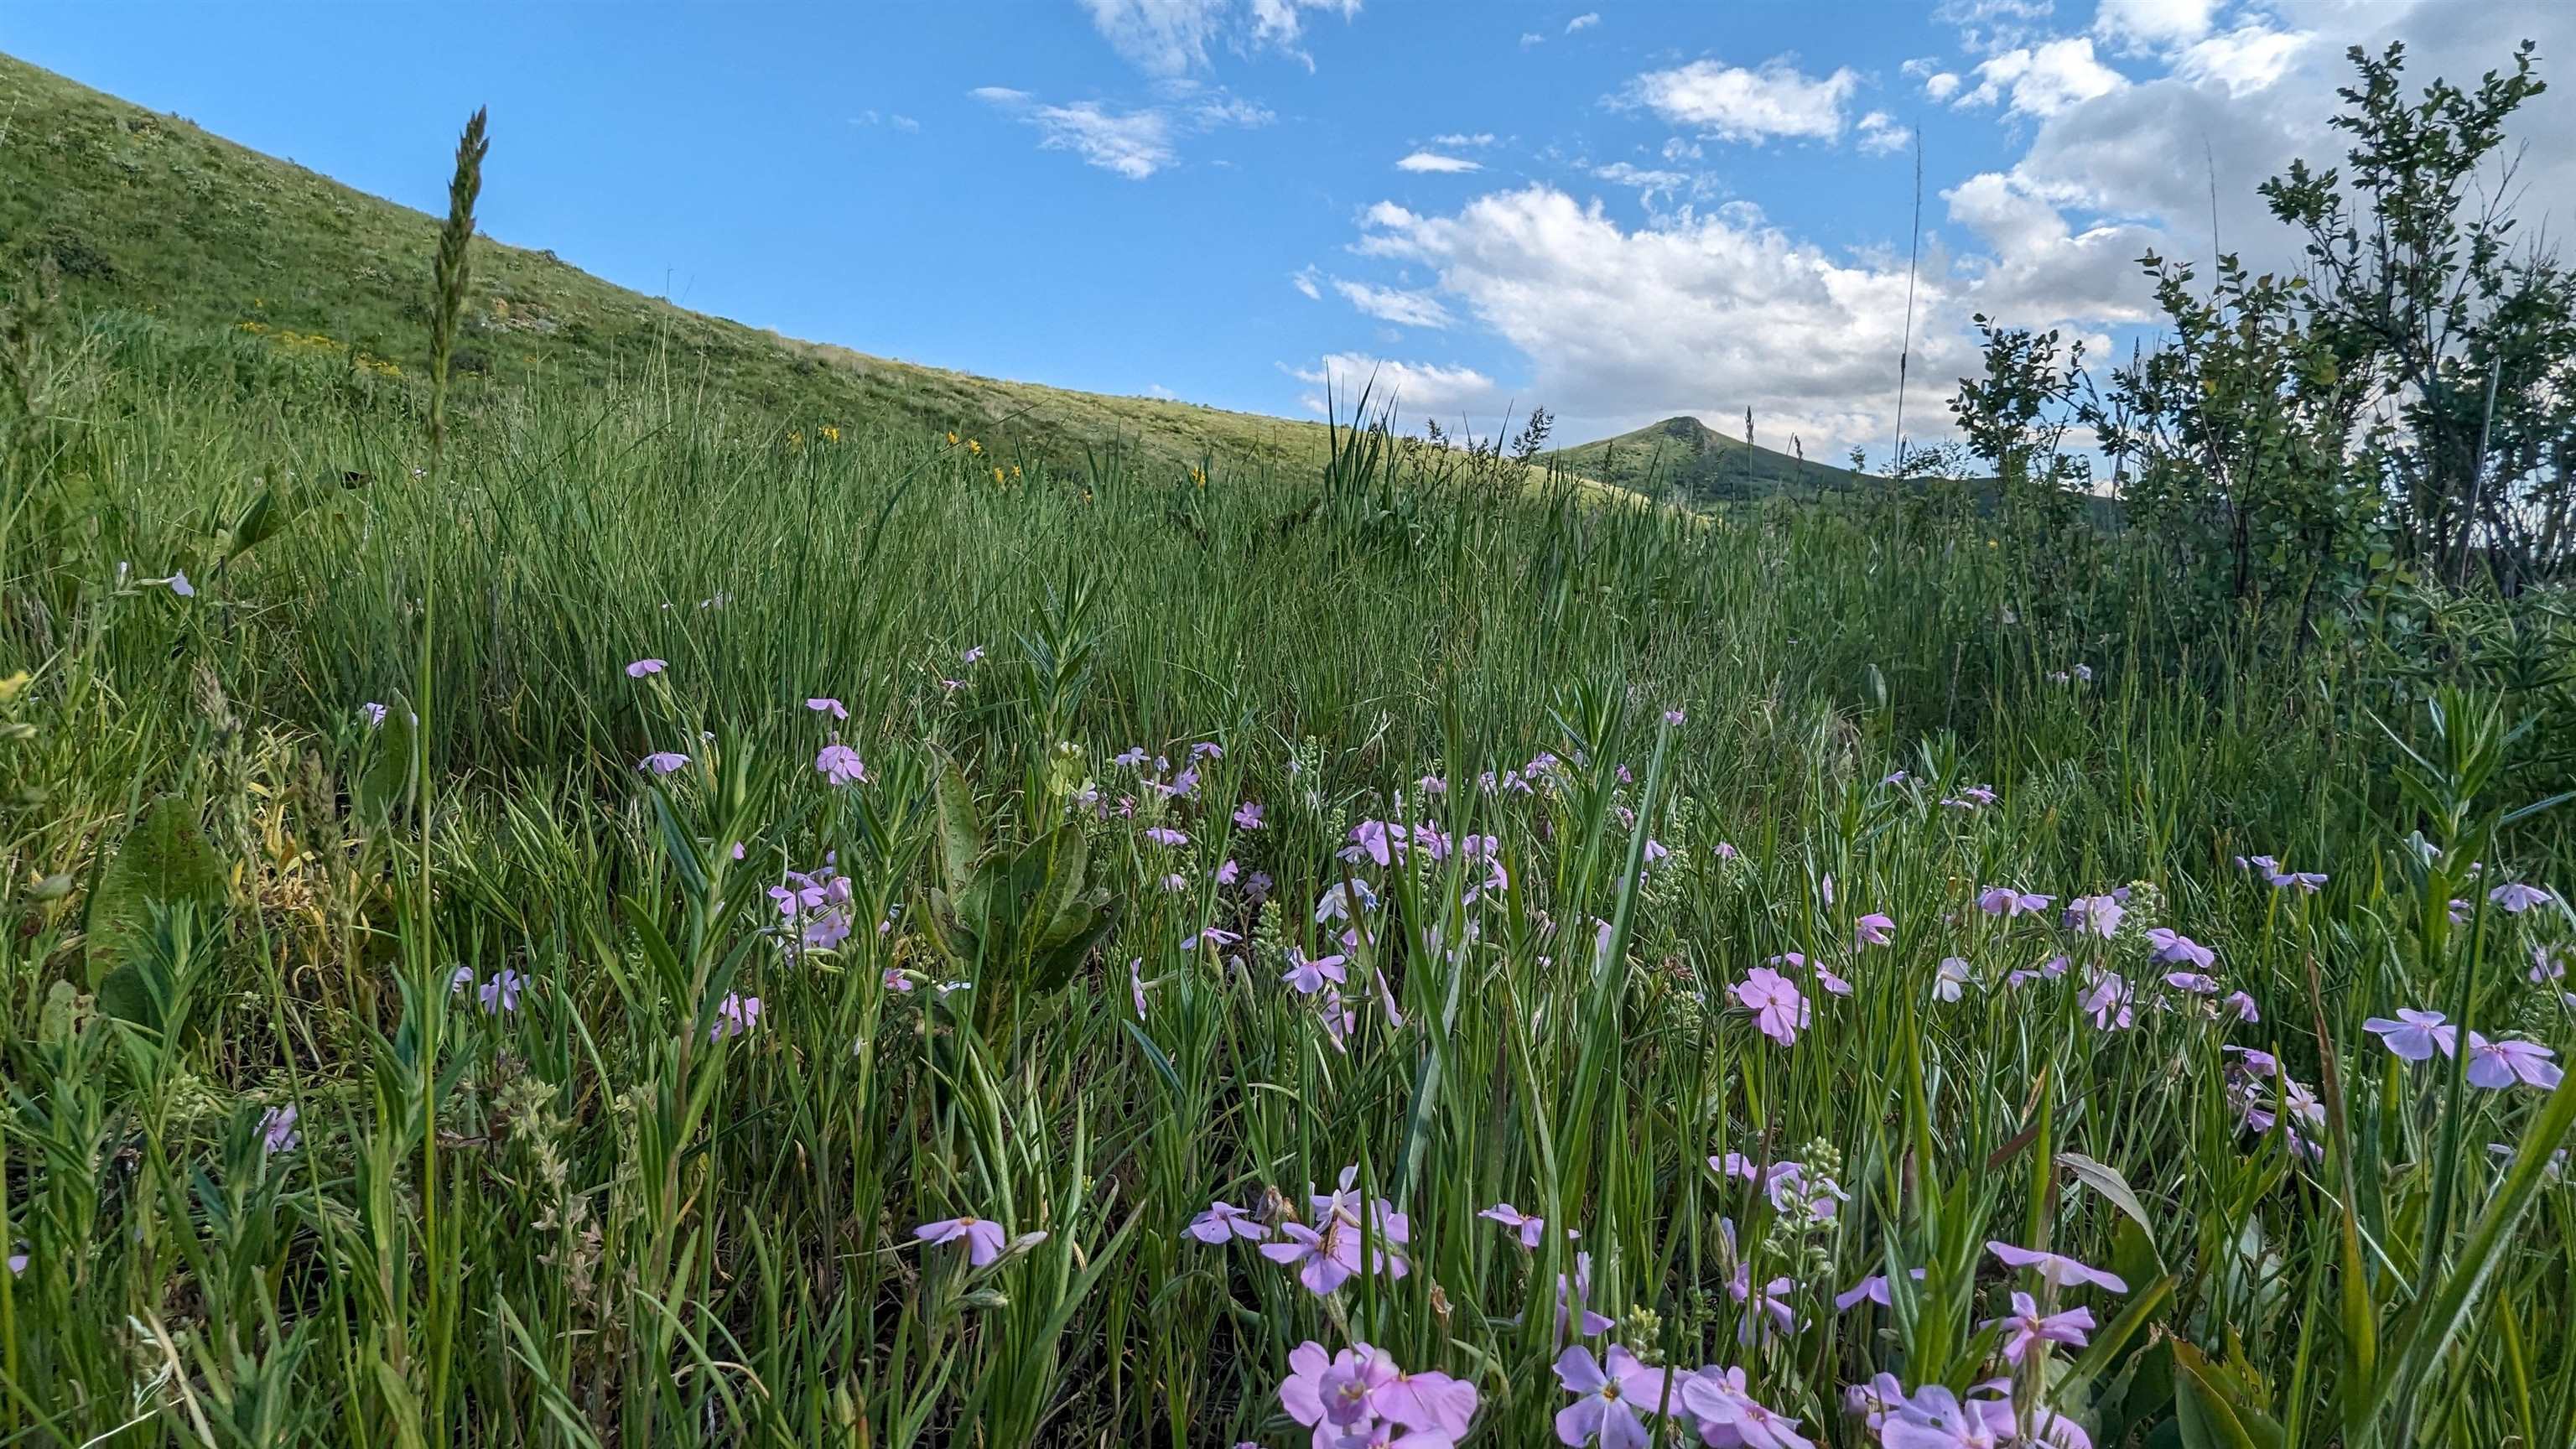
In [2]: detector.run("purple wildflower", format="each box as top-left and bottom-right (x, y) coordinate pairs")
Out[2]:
(1552, 1344), (1671, 1449)
(1187, 1200), (1268, 1244)
(914, 1215), (1010, 1266)
(2147, 928), (2215, 969)
(1732, 968), (1810, 1046)
(477, 969), (525, 1014)
(2491, 882), (2554, 914)
(2466, 1035), (2563, 1090)
(1987, 1241), (2127, 1293)
(2361, 1009), (2456, 1062)
(709, 992), (761, 1041)
(815, 743), (868, 785)
(1989, 1291), (2095, 1363)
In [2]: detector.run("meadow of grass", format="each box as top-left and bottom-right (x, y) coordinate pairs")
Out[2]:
(3, 288), (2573, 1449)
(5, 82), (2576, 1449)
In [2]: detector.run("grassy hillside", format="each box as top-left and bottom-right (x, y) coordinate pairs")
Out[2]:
(1540, 413), (1870, 505)
(0, 51), (1349, 470)
(5, 41), (2575, 1449)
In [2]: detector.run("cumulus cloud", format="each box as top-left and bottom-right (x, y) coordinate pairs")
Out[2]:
(1935, 0), (2575, 343)
(1291, 266), (1323, 299)
(1942, 171), (2164, 323)
(1566, 12), (1600, 32)
(1857, 111), (1911, 156)
(1297, 0), (2576, 460)
(1627, 57), (1862, 143)
(1956, 37), (2129, 117)
(1902, 55), (1964, 101)
(1397, 151), (1483, 173)
(1290, 354), (1500, 416)
(1332, 278), (1455, 327)
(2094, 0), (2222, 52)
(1351, 184), (1966, 450)
(2174, 23), (2311, 96)
(1432, 132), (1498, 148)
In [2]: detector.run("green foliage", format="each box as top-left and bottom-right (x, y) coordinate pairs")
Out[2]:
(80, 793), (223, 993)
(925, 758), (1121, 1015)
(1970, 40), (2574, 632)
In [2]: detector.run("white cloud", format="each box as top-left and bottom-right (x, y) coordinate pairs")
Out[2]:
(1397, 150), (1483, 174)
(1900, 55), (1961, 101)
(972, 80), (1269, 179)
(1519, 31), (1545, 47)
(1351, 184), (1970, 451)
(1290, 354), (1500, 417)
(1291, 266), (1323, 299)
(1195, 93), (1278, 127)
(1432, 132), (1498, 148)
(1296, 0), (2576, 462)
(1592, 161), (1690, 190)
(1082, 0), (1360, 75)
(1857, 111), (1910, 156)
(2093, 0), (2221, 51)
(1145, 382), (1181, 398)
(1082, 0), (1225, 75)
(1025, 101), (1176, 179)
(1926, 0), (2576, 356)
(1588, 160), (1717, 210)
(2174, 23), (2310, 95)
(1332, 278), (1454, 327)
(1933, 0), (2057, 55)
(1566, 12), (1601, 32)
(1956, 37), (2127, 116)
(1941, 170), (2163, 322)
(1627, 57), (1861, 143)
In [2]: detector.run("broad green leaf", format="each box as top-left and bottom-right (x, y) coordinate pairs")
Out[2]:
(83, 794), (225, 988)
(356, 693), (418, 820)
(933, 758), (983, 896)
(2174, 1340), (2285, 1449)
(2059, 1150), (2157, 1238)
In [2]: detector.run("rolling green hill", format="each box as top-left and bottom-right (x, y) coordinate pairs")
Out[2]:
(1, 50), (1888, 506)
(0, 52), (1352, 471)
(1538, 413), (1871, 506)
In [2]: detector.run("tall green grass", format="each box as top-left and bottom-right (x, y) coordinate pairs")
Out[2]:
(3, 277), (2573, 1446)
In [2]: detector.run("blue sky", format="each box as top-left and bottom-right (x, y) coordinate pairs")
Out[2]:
(8, 0), (2568, 459)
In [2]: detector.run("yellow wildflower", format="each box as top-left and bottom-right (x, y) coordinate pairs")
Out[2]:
(821, 424), (841, 444)
(967, 439), (983, 454)
(947, 431), (959, 445)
